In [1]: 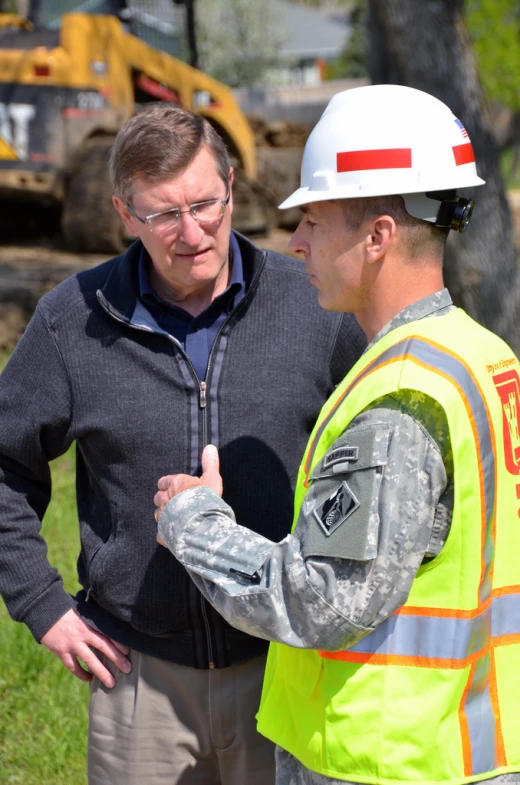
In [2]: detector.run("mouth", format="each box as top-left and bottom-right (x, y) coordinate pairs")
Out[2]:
(176, 248), (212, 262)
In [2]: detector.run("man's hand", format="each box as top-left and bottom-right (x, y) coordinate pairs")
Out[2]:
(40, 608), (131, 688)
(154, 445), (224, 545)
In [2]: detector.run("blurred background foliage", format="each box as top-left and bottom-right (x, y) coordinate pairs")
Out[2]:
(326, 0), (520, 105)
(196, 0), (287, 88)
(467, 0), (520, 112)
(321, 0), (520, 187)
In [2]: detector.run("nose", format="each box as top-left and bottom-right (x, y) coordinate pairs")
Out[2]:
(178, 210), (204, 246)
(288, 220), (310, 256)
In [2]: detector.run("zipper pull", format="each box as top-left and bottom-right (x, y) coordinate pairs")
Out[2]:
(199, 381), (207, 409)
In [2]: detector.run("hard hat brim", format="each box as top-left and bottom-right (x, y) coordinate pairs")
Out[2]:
(278, 176), (486, 211)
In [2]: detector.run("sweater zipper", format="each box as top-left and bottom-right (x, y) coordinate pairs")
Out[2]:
(199, 380), (207, 446)
(101, 306), (217, 665)
(194, 296), (258, 669)
(200, 593), (214, 669)
(197, 379), (214, 667)
(96, 258), (266, 668)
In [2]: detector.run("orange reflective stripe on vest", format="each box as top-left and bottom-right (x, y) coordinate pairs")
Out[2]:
(311, 335), (507, 775)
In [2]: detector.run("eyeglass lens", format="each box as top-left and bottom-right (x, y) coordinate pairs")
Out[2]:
(149, 200), (225, 232)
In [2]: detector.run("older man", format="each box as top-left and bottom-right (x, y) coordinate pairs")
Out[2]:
(155, 86), (520, 784)
(0, 105), (365, 785)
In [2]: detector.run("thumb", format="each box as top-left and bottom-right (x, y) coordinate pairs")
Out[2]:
(201, 445), (223, 496)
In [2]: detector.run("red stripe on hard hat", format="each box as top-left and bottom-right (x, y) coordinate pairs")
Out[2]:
(453, 143), (475, 166)
(337, 148), (412, 172)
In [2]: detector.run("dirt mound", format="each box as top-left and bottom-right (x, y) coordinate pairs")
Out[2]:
(247, 116), (311, 148)
(0, 244), (104, 350)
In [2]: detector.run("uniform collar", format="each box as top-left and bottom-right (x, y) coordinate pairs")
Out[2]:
(366, 289), (454, 353)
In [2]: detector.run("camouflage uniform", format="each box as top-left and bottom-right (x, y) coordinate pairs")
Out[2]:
(274, 747), (520, 785)
(158, 289), (520, 784)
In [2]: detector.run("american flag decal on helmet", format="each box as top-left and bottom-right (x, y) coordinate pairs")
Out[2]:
(454, 118), (469, 138)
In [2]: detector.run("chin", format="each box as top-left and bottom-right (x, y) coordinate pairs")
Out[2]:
(317, 292), (336, 311)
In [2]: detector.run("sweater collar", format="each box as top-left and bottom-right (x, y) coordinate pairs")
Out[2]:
(97, 230), (265, 324)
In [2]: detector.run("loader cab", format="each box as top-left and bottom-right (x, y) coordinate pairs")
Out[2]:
(0, 2), (267, 251)
(25, 0), (187, 59)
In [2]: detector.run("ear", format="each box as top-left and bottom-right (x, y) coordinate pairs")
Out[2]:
(112, 195), (140, 238)
(228, 166), (234, 215)
(366, 215), (397, 263)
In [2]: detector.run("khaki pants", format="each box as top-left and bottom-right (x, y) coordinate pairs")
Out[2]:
(88, 651), (275, 785)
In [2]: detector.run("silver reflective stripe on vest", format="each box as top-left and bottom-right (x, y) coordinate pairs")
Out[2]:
(409, 339), (495, 605)
(343, 594), (520, 654)
(314, 336), (502, 776)
(466, 652), (497, 773)
(347, 609), (490, 661)
(492, 593), (520, 638)
(343, 594), (520, 658)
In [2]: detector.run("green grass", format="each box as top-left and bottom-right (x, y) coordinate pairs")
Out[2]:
(0, 418), (89, 782)
(0, 351), (10, 372)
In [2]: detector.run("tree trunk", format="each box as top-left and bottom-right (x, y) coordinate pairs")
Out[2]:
(368, 0), (520, 354)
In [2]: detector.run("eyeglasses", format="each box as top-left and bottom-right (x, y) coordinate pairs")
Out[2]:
(127, 188), (231, 234)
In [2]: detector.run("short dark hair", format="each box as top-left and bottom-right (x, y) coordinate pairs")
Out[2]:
(109, 104), (230, 203)
(339, 195), (449, 263)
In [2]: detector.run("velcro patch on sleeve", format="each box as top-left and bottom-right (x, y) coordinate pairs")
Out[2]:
(313, 481), (359, 536)
(323, 446), (359, 468)
(303, 425), (390, 562)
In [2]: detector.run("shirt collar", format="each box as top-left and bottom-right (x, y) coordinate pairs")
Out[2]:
(138, 230), (245, 311)
(366, 288), (454, 353)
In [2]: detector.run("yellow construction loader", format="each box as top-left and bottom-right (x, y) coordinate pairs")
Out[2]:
(0, 9), (277, 252)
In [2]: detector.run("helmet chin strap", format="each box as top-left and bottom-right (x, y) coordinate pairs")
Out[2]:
(403, 191), (475, 233)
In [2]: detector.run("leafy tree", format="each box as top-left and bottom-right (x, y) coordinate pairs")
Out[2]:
(368, 0), (520, 353)
(196, 0), (287, 88)
(326, 0), (369, 80)
(466, 0), (520, 179)
(466, 0), (520, 112)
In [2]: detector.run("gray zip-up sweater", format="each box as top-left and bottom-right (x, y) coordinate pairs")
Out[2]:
(0, 232), (366, 668)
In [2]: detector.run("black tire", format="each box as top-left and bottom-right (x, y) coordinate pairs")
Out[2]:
(62, 138), (130, 255)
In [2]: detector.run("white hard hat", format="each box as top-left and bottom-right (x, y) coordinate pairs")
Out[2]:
(280, 84), (485, 230)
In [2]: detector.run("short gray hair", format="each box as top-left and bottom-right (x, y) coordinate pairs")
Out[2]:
(339, 195), (449, 263)
(109, 104), (230, 203)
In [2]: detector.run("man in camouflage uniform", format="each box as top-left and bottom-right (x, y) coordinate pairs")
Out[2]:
(154, 86), (520, 784)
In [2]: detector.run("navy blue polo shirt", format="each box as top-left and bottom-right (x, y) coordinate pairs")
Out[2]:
(138, 233), (246, 380)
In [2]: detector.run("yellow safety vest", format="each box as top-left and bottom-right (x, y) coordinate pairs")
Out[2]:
(257, 308), (520, 784)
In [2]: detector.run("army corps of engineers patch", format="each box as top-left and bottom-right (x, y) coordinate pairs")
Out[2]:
(313, 481), (360, 536)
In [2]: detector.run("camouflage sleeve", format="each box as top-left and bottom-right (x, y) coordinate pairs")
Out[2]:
(158, 399), (448, 650)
